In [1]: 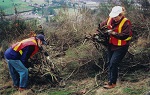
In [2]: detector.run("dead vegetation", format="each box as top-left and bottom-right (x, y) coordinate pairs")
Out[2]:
(0, 1), (150, 95)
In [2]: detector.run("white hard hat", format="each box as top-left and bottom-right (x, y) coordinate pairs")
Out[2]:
(109, 6), (123, 18)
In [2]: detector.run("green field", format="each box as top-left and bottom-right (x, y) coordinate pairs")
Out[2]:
(0, 0), (33, 15)
(30, 0), (45, 4)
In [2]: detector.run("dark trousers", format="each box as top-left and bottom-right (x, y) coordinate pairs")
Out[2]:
(107, 45), (129, 84)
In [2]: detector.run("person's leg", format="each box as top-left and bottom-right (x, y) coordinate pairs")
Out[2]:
(104, 46), (128, 89)
(107, 50), (113, 82)
(6, 59), (19, 87)
(109, 46), (128, 84)
(9, 60), (28, 88)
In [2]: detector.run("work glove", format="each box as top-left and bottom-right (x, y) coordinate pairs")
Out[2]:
(106, 30), (117, 35)
(106, 30), (112, 33)
(46, 56), (50, 60)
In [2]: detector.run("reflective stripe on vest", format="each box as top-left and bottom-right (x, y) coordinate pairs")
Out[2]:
(107, 17), (112, 29)
(13, 39), (36, 55)
(118, 18), (127, 46)
(19, 50), (23, 55)
(12, 37), (39, 57)
(107, 17), (132, 46)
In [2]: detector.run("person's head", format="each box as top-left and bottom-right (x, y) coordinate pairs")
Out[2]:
(36, 34), (47, 47)
(109, 6), (125, 22)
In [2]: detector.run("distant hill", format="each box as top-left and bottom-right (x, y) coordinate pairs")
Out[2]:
(79, 0), (104, 2)
(0, 0), (32, 15)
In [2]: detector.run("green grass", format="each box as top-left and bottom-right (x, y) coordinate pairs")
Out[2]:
(0, 88), (16, 95)
(0, 0), (33, 15)
(48, 90), (73, 95)
(66, 44), (93, 60)
(123, 87), (147, 95)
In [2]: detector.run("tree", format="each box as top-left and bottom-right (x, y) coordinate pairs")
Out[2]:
(140, 0), (150, 18)
(0, 9), (5, 21)
(45, 0), (50, 5)
(47, 7), (56, 15)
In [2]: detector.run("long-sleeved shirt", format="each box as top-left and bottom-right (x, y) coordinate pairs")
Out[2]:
(4, 46), (35, 67)
(100, 17), (132, 50)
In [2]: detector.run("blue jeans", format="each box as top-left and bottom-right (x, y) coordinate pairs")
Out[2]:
(107, 46), (128, 84)
(5, 58), (28, 88)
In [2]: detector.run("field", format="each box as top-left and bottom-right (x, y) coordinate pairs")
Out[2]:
(30, 0), (45, 4)
(0, 0), (32, 15)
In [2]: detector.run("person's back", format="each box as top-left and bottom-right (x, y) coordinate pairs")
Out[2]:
(4, 34), (47, 91)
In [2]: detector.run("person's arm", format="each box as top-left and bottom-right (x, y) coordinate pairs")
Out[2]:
(94, 19), (108, 35)
(20, 46), (35, 67)
(111, 21), (131, 40)
(37, 45), (49, 56)
(37, 45), (50, 61)
(99, 19), (108, 29)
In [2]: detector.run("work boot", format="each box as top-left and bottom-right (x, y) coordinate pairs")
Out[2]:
(103, 83), (116, 89)
(18, 87), (26, 92)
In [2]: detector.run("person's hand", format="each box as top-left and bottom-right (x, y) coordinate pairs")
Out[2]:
(110, 31), (117, 35)
(106, 30), (117, 35)
(95, 30), (99, 34)
(111, 31), (117, 35)
(106, 30), (112, 33)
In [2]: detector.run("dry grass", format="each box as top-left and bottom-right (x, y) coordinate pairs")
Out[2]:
(129, 37), (150, 55)
(95, 78), (150, 95)
(0, 2), (150, 95)
(12, 89), (35, 95)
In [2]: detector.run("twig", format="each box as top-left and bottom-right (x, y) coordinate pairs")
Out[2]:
(63, 67), (79, 81)
(73, 23), (77, 32)
(84, 85), (100, 95)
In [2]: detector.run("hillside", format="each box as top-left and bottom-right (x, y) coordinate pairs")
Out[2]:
(0, 0), (32, 15)
(79, 0), (101, 2)
(0, 0), (150, 95)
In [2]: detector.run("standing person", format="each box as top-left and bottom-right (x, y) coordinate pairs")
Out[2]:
(99, 6), (132, 89)
(4, 34), (48, 91)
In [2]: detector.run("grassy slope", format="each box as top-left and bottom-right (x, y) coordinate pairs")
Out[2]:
(1, 61), (148, 95)
(18, 77), (149, 95)
(0, 1), (149, 95)
(95, 78), (150, 95)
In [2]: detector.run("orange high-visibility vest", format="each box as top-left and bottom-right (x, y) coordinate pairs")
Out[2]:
(11, 37), (39, 58)
(107, 17), (132, 46)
